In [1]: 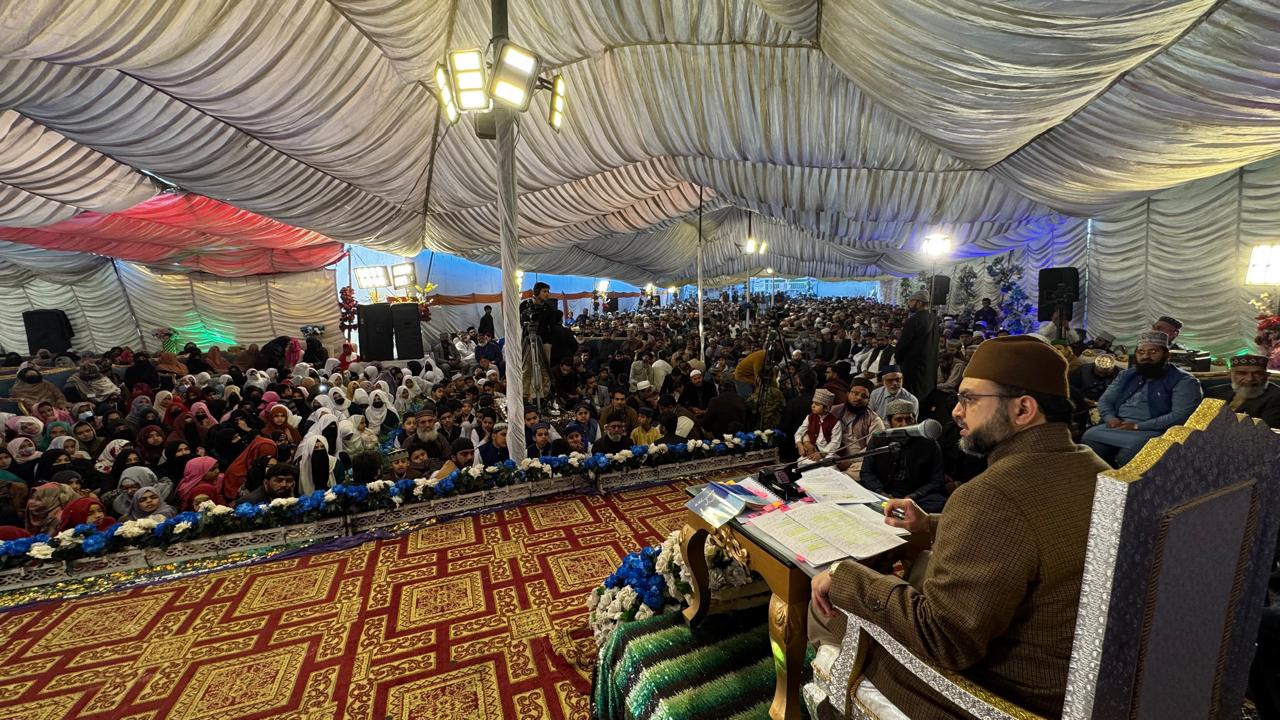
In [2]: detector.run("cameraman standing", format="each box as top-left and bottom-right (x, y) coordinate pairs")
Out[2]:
(520, 282), (559, 401)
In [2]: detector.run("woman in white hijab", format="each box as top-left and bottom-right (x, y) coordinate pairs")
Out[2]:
(328, 386), (351, 418)
(295, 434), (337, 494)
(364, 389), (397, 434)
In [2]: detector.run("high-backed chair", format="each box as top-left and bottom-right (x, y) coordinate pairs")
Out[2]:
(804, 398), (1280, 719)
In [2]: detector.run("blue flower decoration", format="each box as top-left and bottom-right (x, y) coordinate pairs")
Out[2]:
(82, 534), (107, 555)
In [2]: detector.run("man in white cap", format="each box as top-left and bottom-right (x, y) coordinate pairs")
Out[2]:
(1082, 331), (1202, 467)
(794, 388), (843, 464)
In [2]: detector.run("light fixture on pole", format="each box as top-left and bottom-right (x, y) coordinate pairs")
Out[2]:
(447, 49), (490, 111)
(920, 232), (951, 310)
(354, 265), (391, 289)
(489, 40), (541, 111)
(434, 64), (461, 125)
(596, 279), (610, 294)
(548, 75), (566, 132)
(390, 262), (417, 289)
(757, 240), (767, 255)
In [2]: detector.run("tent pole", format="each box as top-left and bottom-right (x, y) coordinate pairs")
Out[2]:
(697, 188), (705, 363)
(492, 0), (525, 462)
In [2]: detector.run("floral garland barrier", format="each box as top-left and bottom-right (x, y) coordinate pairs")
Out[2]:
(587, 528), (758, 649)
(0, 431), (781, 591)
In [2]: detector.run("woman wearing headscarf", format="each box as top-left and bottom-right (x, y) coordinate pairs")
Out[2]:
(6, 415), (44, 441)
(57, 496), (115, 532)
(25, 482), (79, 535)
(134, 425), (168, 470)
(159, 440), (194, 483)
(119, 465), (173, 506)
(0, 471), (27, 528)
(124, 395), (154, 432)
(93, 439), (130, 477)
(178, 456), (221, 509)
(365, 390), (399, 435)
(6, 438), (41, 483)
(188, 401), (216, 437)
(37, 421), (73, 452)
(71, 420), (104, 460)
(205, 347), (232, 374)
(261, 404), (301, 446)
(233, 344), (259, 373)
(222, 435), (276, 502)
(296, 435), (338, 494)
(126, 486), (175, 521)
(154, 390), (182, 427)
(122, 351), (160, 390)
(68, 361), (119, 403)
(105, 447), (143, 492)
(302, 335), (328, 366)
(255, 391), (280, 422)
(34, 400), (72, 427)
(155, 352), (188, 378)
(35, 448), (74, 483)
(182, 344), (212, 375)
(10, 367), (68, 410)
(284, 338), (304, 370)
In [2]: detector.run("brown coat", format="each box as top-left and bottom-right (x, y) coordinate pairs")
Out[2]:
(831, 422), (1109, 719)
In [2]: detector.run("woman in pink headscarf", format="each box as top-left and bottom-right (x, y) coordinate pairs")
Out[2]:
(256, 391), (281, 424)
(178, 456), (221, 509)
(284, 338), (304, 371)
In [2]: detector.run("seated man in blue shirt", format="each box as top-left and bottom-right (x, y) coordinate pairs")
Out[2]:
(1082, 331), (1202, 467)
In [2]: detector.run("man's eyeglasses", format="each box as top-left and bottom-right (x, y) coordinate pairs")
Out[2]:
(955, 392), (1020, 408)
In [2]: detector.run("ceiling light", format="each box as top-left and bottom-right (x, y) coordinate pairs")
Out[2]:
(449, 49), (490, 111)
(922, 233), (951, 257)
(744, 238), (757, 254)
(548, 75), (567, 132)
(488, 41), (541, 112)
(758, 241), (768, 255)
(433, 63), (460, 125)
(354, 266), (391, 289)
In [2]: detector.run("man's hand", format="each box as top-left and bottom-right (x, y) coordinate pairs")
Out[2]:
(1118, 421), (1138, 431)
(1106, 418), (1123, 428)
(883, 498), (929, 534)
(811, 569), (834, 618)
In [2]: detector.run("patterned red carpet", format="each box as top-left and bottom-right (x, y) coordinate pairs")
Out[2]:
(0, 482), (693, 719)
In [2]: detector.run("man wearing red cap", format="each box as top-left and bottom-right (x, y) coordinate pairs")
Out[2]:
(809, 335), (1110, 720)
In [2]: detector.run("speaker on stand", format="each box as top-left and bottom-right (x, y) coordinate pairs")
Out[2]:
(22, 309), (75, 355)
(357, 304), (394, 361)
(1037, 267), (1081, 322)
(928, 275), (951, 308)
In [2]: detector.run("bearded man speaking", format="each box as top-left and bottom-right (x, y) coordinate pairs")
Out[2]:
(808, 335), (1111, 719)
(1204, 353), (1280, 427)
(1081, 331), (1202, 467)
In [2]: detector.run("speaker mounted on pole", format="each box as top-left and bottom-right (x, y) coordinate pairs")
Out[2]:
(1037, 267), (1080, 323)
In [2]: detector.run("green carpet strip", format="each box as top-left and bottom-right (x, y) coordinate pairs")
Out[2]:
(592, 608), (810, 720)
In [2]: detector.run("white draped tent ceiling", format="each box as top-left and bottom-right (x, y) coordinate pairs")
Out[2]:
(0, 1), (1279, 293)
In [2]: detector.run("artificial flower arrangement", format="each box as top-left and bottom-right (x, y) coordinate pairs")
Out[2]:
(151, 327), (179, 354)
(0, 431), (782, 569)
(338, 286), (359, 332)
(1250, 294), (1280, 369)
(586, 529), (757, 648)
(300, 324), (326, 338)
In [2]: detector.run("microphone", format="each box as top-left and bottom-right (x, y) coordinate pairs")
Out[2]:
(872, 418), (942, 441)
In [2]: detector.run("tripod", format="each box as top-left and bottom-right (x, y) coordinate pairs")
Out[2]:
(523, 321), (548, 414)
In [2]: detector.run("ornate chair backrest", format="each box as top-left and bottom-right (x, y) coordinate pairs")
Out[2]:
(1064, 399), (1280, 720)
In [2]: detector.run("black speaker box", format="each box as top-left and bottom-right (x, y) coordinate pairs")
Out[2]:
(358, 304), (394, 361)
(390, 302), (424, 359)
(1038, 267), (1080, 321)
(23, 309), (75, 355)
(928, 275), (950, 306)
(605, 297), (619, 313)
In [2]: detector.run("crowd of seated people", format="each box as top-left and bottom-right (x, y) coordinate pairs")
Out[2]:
(0, 297), (1272, 541)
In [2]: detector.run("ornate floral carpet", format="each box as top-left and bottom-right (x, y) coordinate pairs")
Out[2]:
(0, 482), (696, 720)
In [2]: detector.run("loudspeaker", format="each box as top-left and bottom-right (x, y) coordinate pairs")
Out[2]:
(357, 304), (394, 361)
(1038, 267), (1080, 321)
(928, 275), (950, 307)
(23, 309), (74, 355)
(390, 302), (424, 359)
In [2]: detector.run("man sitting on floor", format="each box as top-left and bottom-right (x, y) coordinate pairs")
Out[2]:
(1082, 331), (1202, 467)
(1204, 353), (1280, 428)
(859, 399), (946, 513)
(869, 365), (917, 421)
(809, 335), (1110, 719)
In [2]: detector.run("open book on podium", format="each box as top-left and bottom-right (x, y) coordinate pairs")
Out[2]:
(745, 502), (907, 569)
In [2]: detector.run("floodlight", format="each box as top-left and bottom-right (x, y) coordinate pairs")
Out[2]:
(758, 241), (768, 255)
(765, 267), (774, 274)
(354, 265), (391, 289)
(548, 75), (566, 132)
(391, 262), (416, 289)
(596, 279), (609, 293)
(1246, 245), (1280, 285)
(922, 233), (951, 257)
(666, 286), (677, 294)
(488, 41), (541, 111)
(449, 49), (490, 111)
(744, 238), (757, 254)
(434, 64), (460, 125)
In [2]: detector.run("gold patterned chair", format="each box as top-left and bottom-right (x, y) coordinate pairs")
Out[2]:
(803, 398), (1280, 719)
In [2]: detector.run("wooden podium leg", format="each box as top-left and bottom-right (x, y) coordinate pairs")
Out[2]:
(768, 592), (807, 720)
(680, 524), (710, 627)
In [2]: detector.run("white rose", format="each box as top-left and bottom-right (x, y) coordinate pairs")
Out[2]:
(117, 522), (144, 539)
(173, 521), (193, 535)
(518, 458), (532, 470)
(27, 542), (54, 560)
(635, 605), (654, 621)
(208, 504), (233, 516)
(486, 465), (498, 473)
(392, 496), (404, 506)
(134, 518), (158, 530)
(467, 466), (482, 478)
(196, 500), (216, 512)
(568, 457), (581, 467)
(323, 490), (338, 502)
(55, 529), (78, 542)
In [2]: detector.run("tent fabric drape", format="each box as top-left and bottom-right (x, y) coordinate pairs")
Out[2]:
(0, 193), (346, 276)
(0, 240), (341, 354)
(5, 1), (1276, 286)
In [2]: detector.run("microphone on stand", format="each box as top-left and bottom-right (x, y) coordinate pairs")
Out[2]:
(870, 418), (943, 441)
